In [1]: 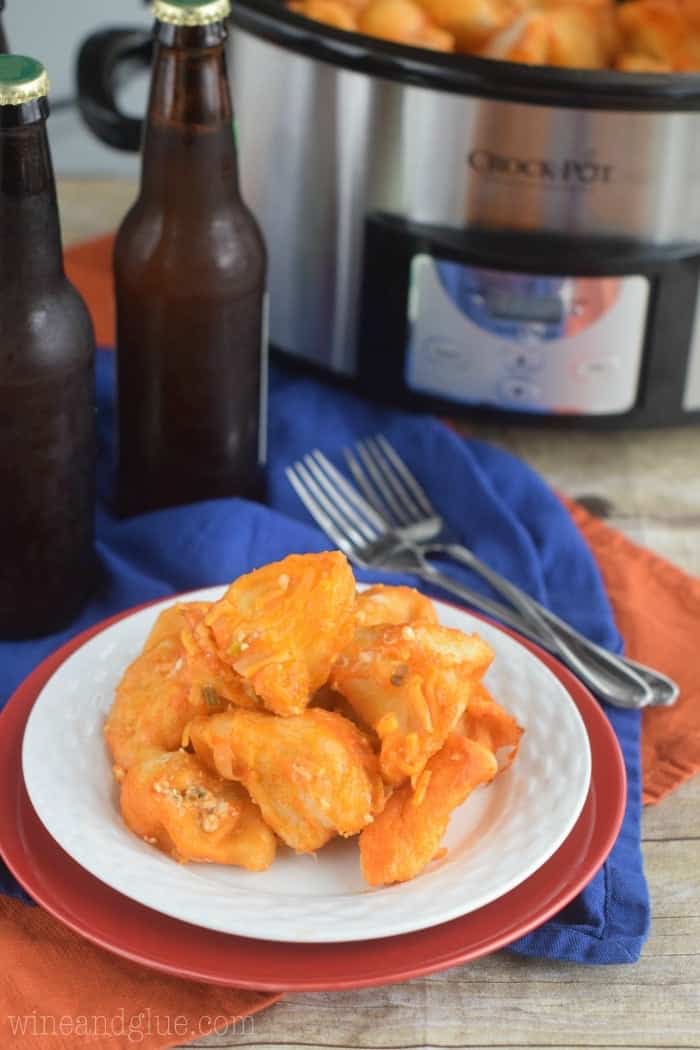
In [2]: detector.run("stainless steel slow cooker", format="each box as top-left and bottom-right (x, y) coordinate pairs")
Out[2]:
(77, 1), (700, 426)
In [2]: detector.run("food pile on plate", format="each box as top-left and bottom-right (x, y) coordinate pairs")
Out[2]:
(286, 0), (700, 72)
(105, 551), (523, 887)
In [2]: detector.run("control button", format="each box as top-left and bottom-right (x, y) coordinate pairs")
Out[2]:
(504, 345), (544, 372)
(422, 338), (464, 362)
(499, 378), (541, 404)
(575, 357), (619, 380)
(519, 327), (543, 346)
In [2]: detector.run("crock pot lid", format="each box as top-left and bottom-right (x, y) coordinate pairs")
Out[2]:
(231, 0), (700, 112)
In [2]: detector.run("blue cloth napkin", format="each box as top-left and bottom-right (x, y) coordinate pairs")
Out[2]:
(0, 350), (649, 964)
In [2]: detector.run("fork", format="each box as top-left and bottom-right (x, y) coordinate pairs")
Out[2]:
(286, 449), (676, 709)
(343, 435), (678, 708)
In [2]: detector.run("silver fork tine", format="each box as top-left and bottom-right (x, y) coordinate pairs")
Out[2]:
(286, 463), (366, 557)
(309, 451), (387, 535)
(356, 439), (410, 526)
(364, 436), (423, 524)
(344, 446), (396, 524)
(285, 465), (354, 556)
(303, 455), (378, 544)
(297, 459), (376, 550)
(376, 434), (435, 518)
(285, 467), (355, 558)
(302, 455), (377, 546)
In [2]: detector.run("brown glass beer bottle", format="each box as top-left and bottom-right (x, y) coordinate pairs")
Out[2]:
(114, 0), (267, 516)
(0, 56), (96, 638)
(0, 3), (8, 54)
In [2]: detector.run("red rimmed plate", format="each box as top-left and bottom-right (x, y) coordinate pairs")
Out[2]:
(0, 605), (625, 991)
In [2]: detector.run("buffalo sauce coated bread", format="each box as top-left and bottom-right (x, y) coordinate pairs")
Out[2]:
(203, 551), (356, 717)
(359, 734), (498, 885)
(330, 621), (494, 786)
(419, 0), (528, 50)
(185, 707), (385, 852)
(104, 603), (233, 774)
(289, 0), (359, 29)
(358, 0), (456, 48)
(287, 0), (700, 70)
(120, 750), (277, 868)
(484, 1), (618, 67)
(105, 558), (523, 886)
(615, 0), (700, 71)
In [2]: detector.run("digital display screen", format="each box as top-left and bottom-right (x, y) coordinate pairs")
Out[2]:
(486, 290), (563, 325)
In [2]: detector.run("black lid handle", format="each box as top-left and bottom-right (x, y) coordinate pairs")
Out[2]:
(76, 27), (152, 152)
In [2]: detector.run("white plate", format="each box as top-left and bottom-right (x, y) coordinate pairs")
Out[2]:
(22, 587), (591, 943)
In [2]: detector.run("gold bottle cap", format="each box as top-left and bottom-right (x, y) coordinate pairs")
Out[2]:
(151, 0), (231, 26)
(0, 55), (50, 106)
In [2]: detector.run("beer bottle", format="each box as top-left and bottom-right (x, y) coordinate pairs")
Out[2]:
(0, 3), (8, 54)
(114, 0), (267, 516)
(0, 56), (96, 638)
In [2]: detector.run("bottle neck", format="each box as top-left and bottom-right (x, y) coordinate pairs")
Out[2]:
(0, 115), (64, 286)
(140, 21), (240, 203)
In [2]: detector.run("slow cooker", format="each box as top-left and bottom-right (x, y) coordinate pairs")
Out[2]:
(77, 1), (700, 426)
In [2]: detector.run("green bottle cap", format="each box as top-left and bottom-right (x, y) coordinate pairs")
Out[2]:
(152, 0), (230, 26)
(0, 55), (49, 106)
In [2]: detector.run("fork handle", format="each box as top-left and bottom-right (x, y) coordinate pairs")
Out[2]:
(443, 573), (677, 707)
(439, 544), (653, 705)
(412, 560), (666, 709)
(435, 544), (676, 706)
(526, 605), (678, 707)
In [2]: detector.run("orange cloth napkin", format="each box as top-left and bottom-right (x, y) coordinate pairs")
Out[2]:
(65, 235), (117, 349)
(564, 498), (700, 805)
(0, 898), (280, 1049)
(1, 234), (695, 1049)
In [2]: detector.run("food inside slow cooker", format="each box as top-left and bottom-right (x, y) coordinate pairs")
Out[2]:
(286, 0), (700, 71)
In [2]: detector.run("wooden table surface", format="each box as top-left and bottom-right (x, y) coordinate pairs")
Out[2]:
(60, 179), (700, 1050)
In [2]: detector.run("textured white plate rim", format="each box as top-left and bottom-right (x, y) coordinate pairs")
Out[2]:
(21, 586), (592, 943)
